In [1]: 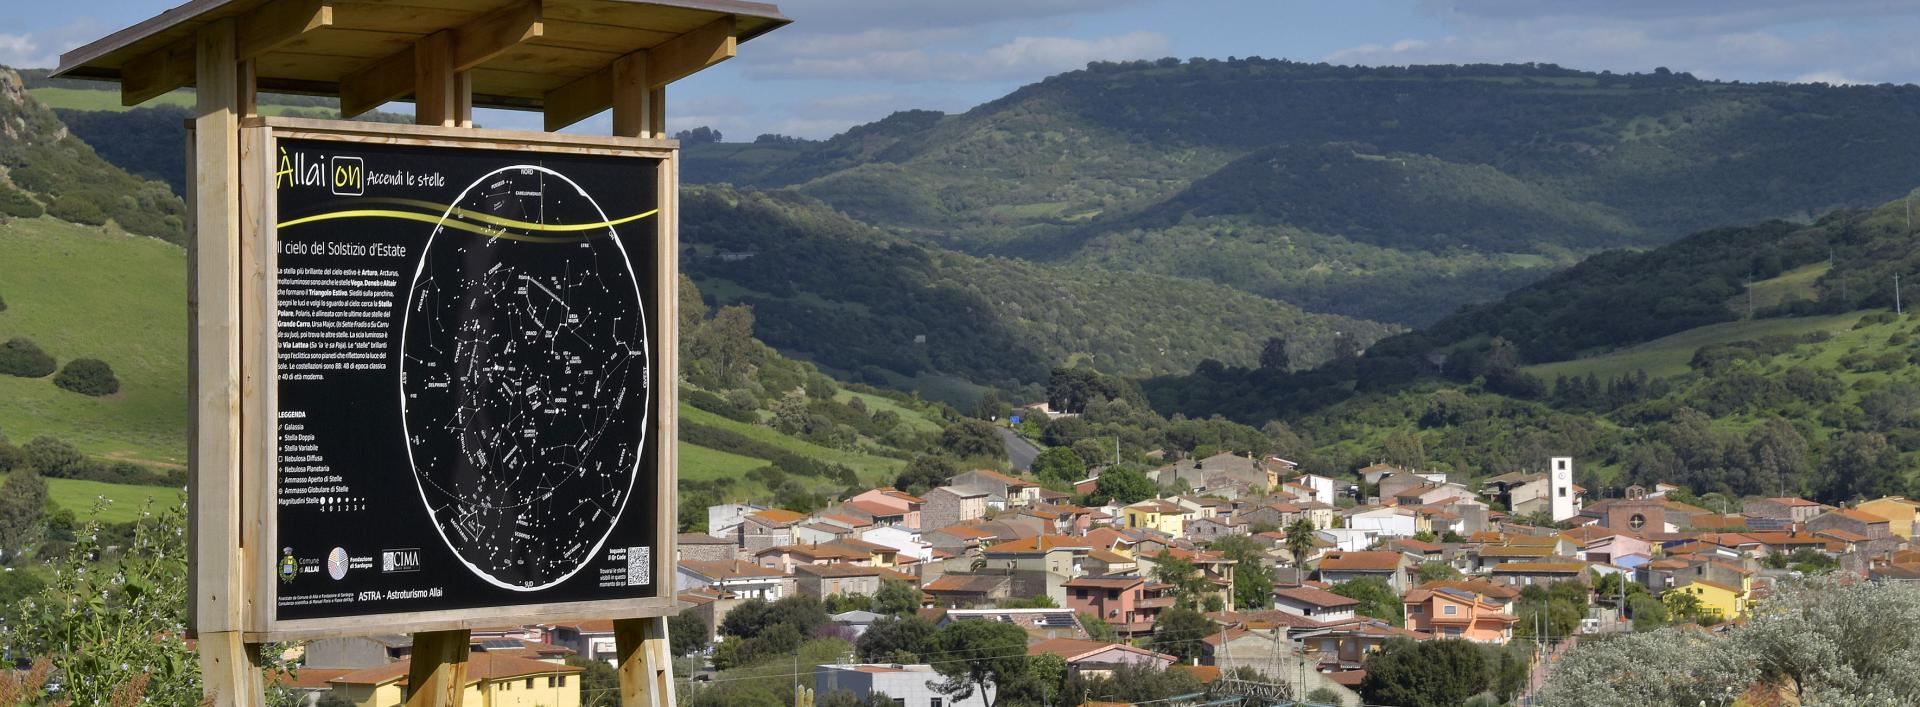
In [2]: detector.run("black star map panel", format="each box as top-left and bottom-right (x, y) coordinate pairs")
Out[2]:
(272, 137), (662, 620)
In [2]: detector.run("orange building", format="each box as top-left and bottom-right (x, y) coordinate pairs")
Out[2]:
(1402, 586), (1518, 644)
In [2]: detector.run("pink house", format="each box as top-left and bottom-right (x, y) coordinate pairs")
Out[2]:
(1402, 587), (1518, 644)
(846, 488), (924, 530)
(1064, 576), (1150, 625)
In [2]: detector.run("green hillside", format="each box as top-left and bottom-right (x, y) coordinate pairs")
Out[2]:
(46, 477), (187, 524)
(687, 60), (1920, 325)
(1523, 312), (1866, 383)
(0, 216), (186, 466)
(682, 185), (1397, 397)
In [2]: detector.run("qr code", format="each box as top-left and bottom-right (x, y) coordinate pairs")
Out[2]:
(627, 546), (651, 586)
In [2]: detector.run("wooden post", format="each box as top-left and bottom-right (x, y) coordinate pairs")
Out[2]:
(191, 15), (264, 707)
(414, 30), (457, 127)
(406, 630), (473, 707)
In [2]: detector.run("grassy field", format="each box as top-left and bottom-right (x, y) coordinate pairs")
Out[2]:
(680, 443), (769, 482)
(46, 478), (185, 524)
(29, 88), (336, 118)
(834, 390), (944, 433)
(1728, 262), (1830, 312)
(681, 403), (906, 481)
(0, 217), (187, 466)
(1524, 311), (1869, 382)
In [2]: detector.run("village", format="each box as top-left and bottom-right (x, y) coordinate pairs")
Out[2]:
(263, 449), (1920, 707)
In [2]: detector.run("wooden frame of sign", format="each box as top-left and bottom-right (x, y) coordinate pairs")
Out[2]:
(50, 2), (790, 704)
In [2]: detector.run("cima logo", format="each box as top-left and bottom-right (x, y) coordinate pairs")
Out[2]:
(382, 548), (421, 573)
(276, 147), (364, 196)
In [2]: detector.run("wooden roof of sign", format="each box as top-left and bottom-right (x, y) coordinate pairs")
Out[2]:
(52, 0), (787, 125)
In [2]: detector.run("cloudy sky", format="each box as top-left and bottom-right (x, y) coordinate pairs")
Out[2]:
(10, 0), (1920, 139)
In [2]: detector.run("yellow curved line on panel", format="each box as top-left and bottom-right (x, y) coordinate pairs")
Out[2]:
(276, 208), (658, 243)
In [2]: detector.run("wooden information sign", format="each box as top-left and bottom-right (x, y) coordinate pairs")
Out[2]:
(52, 2), (789, 705)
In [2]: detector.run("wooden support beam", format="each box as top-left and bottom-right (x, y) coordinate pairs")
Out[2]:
(406, 630), (472, 707)
(610, 52), (649, 137)
(615, 617), (675, 707)
(414, 31), (456, 127)
(340, 0), (540, 119)
(237, 0), (332, 61)
(543, 17), (723, 132)
(190, 14), (243, 638)
(121, 36), (194, 106)
(542, 64), (611, 131)
(452, 1), (544, 72)
(339, 45), (412, 118)
(123, 0), (333, 106)
(199, 632), (264, 707)
(645, 17), (735, 88)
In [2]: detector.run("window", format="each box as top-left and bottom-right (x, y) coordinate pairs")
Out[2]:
(1558, 487), (1567, 497)
(525, 678), (534, 689)
(1443, 605), (1457, 615)
(1076, 588), (1088, 599)
(548, 676), (557, 688)
(1108, 589), (1119, 599)
(932, 699), (944, 707)
(559, 676), (567, 687)
(1629, 513), (1646, 530)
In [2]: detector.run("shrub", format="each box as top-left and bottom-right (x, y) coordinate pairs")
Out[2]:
(46, 194), (106, 226)
(0, 183), (42, 218)
(54, 358), (119, 396)
(0, 337), (55, 378)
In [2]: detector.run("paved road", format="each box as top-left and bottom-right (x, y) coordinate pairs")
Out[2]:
(997, 427), (1040, 472)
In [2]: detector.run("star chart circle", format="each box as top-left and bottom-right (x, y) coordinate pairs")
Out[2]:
(399, 165), (649, 592)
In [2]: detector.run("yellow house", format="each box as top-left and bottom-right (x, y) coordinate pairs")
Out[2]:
(1855, 497), (1920, 539)
(328, 653), (584, 707)
(1671, 577), (1750, 621)
(1123, 500), (1188, 536)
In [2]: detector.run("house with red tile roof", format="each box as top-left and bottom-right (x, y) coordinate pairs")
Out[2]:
(1064, 575), (1151, 625)
(1403, 586), (1518, 644)
(1316, 551), (1414, 592)
(951, 469), (1043, 508)
(846, 487), (924, 529)
(738, 508), (809, 554)
(1028, 639), (1174, 678)
(1273, 586), (1360, 622)
(677, 559), (788, 600)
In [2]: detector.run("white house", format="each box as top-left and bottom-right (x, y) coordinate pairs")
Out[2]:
(1346, 507), (1419, 538)
(1317, 528), (1382, 552)
(861, 525), (932, 563)
(675, 560), (786, 600)
(1297, 474), (1338, 507)
(816, 664), (992, 707)
(707, 503), (766, 539)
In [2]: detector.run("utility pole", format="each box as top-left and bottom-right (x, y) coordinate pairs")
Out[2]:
(1747, 275), (1755, 319)
(1899, 273), (1904, 315)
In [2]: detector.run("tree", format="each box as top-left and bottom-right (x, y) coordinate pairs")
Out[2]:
(1537, 629), (1755, 707)
(668, 609), (708, 657)
(1305, 686), (1344, 705)
(1415, 561), (1461, 583)
(0, 337), (55, 378)
(674, 126), (723, 144)
(1331, 577), (1403, 626)
(1210, 535), (1273, 610)
(1662, 589), (1718, 625)
(855, 615), (935, 663)
(315, 693), (357, 707)
(1746, 417), (1809, 495)
(1382, 429), (1426, 469)
(973, 391), (1010, 421)
(928, 619), (1030, 707)
(1259, 337), (1291, 371)
(1732, 575), (1920, 702)
(1031, 447), (1086, 487)
(566, 656), (620, 707)
(1284, 518), (1318, 578)
(52, 358), (119, 397)
(940, 418), (1005, 460)
(1628, 594), (1669, 631)
(894, 455), (956, 496)
(1088, 464), (1155, 505)
(1817, 431), (1903, 504)
(1146, 606), (1214, 664)
(0, 469), (47, 558)
(1359, 639), (1490, 707)
(1080, 612), (1117, 641)
(1150, 554), (1212, 609)
(872, 579), (923, 616)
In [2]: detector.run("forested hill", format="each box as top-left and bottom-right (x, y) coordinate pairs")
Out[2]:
(686, 59), (1920, 325)
(680, 186), (1394, 400)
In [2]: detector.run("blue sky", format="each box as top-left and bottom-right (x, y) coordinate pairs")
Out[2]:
(11, 0), (1920, 139)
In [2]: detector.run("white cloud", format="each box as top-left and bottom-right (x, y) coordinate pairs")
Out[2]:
(749, 31), (1170, 82)
(6, 18), (105, 69)
(770, 0), (1151, 31)
(0, 33), (44, 68)
(1325, 15), (1920, 86)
